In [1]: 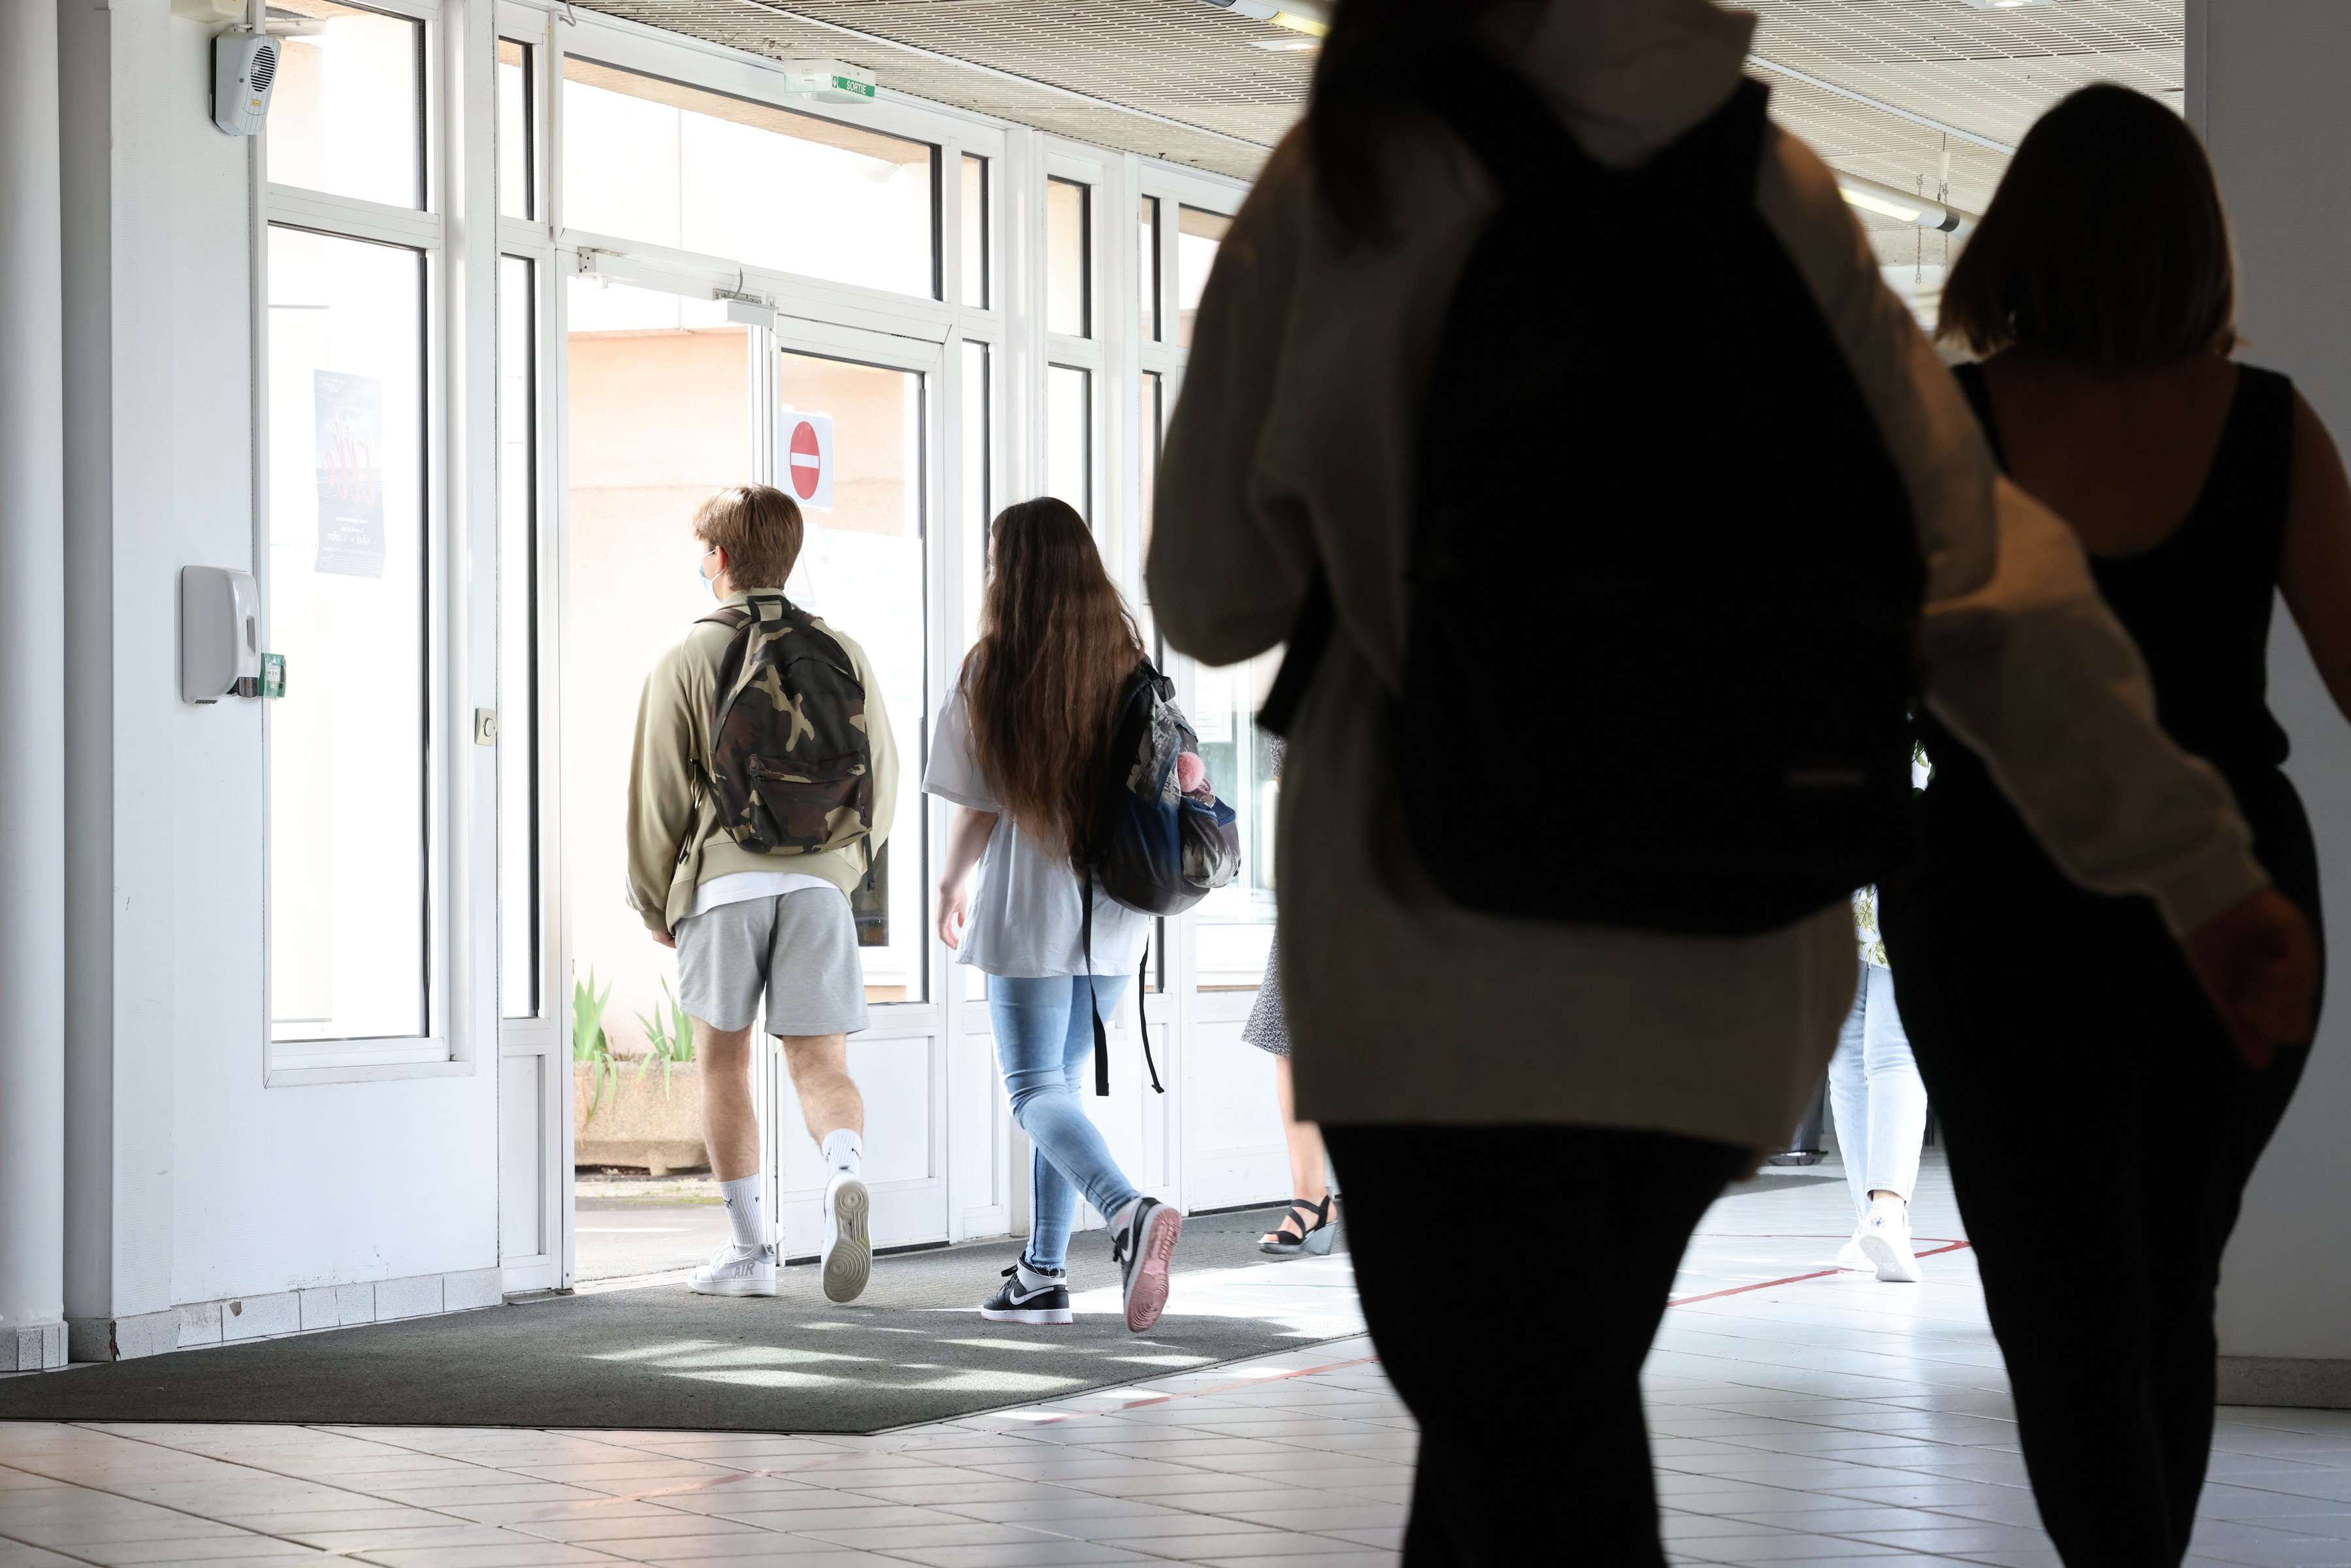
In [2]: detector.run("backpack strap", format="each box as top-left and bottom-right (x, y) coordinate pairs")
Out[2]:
(1136, 944), (1162, 1095)
(1084, 873), (1110, 1096)
(1080, 872), (1166, 1098)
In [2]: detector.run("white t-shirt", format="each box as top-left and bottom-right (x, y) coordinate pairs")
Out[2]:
(688, 871), (842, 920)
(922, 687), (1153, 980)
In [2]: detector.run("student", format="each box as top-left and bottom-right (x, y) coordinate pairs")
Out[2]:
(1883, 86), (2351, 1563)
(1829, 887), (1927, 1283)
(627, 483), (897, 1304)
(1146, 2), (2314, 1558)
(925, 498), (1185, 1334)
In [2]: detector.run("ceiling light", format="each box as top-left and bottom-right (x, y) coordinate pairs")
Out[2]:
(1844, 189), (1925, 223)
(1960, 0), (2055, 8)
(1251, 37), (1319, 50)
(1198, 0), (1330, 38)
(1834, 171), (1975, 234)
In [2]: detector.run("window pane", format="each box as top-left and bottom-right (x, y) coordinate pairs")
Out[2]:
(498, 256), (538, 1018)
(961, 340), (989, 658)
(1046, 178), (1090, 337)
(562, 57), (936, 299)
(1177, 206), (1232, 349)
(961, 154), (988, 308)
(564, 278), (756, 1060)
(960, 340), (991, 1004)
(779, 353), (927, 1004)
(1046, 365), (1089, 519)
(498, 39), (533, 221)
(1194, 652), (1283, 989)
(267, 227), (428, 1043)
(1138, 196), (1161, 341)
(266, 1), (423, 210)
(1140, 371), (1163, 575)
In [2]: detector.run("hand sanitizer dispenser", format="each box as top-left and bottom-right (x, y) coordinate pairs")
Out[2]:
(181, 566), (262, 703)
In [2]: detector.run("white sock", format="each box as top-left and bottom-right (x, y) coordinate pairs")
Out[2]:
(719, 1175), (764, 1249)
(821, 1129), (863, 1179)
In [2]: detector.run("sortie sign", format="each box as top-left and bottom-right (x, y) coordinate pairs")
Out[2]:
(782, 411), (835, 509)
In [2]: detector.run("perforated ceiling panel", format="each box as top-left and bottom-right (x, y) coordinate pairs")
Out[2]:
(579, 0), (2183, 198)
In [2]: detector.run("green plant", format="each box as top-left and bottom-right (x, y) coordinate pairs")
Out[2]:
(633, 978), (696, 1095)
(573, 971), (617, 1121)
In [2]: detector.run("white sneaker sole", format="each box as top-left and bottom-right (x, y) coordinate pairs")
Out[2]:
(980, 1305), (1075, 1325)
(1858, 1231), (1922, 1284)
(1124, 1206), (1183, 1333)
(689, 1274), (778, 1298)
(823, 1178), (871, 1304)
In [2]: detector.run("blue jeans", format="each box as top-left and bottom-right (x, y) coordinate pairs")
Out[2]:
(1827, 963), (1927, 1216)
(989, 974), (1141, 1272)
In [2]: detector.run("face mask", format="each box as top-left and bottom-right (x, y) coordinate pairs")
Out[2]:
(696, 551), (719, 598)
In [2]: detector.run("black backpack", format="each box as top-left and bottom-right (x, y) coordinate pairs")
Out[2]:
(1080, 660), (1240, 1095)
(1264, 76), (1925, 936)
(696, 593), (876, 867)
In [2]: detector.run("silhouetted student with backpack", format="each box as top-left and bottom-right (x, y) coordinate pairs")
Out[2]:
(1148, 1), (2314, 1559)
(927, 498), (1211, 1333)
(627, 483), (895, 1305)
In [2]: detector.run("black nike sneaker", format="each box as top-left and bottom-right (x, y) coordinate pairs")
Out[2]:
(980, 1262), (1074, 1324)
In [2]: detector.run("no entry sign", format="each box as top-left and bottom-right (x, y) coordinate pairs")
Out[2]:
(781, 410), (835, 509)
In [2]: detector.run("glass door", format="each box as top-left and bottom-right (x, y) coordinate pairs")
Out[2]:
(765, 333), (946, 1258)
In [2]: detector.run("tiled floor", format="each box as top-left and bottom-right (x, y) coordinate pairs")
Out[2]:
(9, 1160), (2351, 1567)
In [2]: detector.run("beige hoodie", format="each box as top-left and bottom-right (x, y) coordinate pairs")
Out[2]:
(626, 592), (899, 933)
(1147, 0), (2266, 1151)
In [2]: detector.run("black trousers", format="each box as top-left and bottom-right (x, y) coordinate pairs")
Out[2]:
(1325, 1124), (1747, 1566)
(1888, 876), (2312, 1565)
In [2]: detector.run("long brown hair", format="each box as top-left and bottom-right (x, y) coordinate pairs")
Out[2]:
(1940, 85), (2237, 368)
(960, 498), (1143, 863)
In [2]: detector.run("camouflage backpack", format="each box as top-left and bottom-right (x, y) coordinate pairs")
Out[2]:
(696, 593), (875, 863)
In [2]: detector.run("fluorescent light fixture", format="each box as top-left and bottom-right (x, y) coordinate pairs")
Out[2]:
(1198, 0), (1330, 37)
(1844, 189), (1926, 224)
(1960, 0), (2054, 8)
(1251, 37), (1319, 50)
(1834, 171), (1975, 234)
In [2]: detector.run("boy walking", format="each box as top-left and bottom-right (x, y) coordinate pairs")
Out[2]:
(627, 484), (897, 1302)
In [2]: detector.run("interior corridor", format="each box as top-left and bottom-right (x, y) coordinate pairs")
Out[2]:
(10, 1165), (2351, 1568)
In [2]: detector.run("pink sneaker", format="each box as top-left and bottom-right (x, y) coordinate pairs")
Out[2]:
(1115, 1198), (1183, 1332)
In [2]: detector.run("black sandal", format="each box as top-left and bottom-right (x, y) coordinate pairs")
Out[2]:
(1257, 1196), (1336, 1256)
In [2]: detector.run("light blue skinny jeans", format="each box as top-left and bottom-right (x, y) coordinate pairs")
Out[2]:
(989, 974), (1141, 1272)
(1827, 962), (1928, 1218)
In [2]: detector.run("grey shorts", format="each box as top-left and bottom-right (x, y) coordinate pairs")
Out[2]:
(674, 888), (871, 1036)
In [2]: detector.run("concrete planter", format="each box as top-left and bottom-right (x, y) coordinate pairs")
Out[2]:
(574, 1061), (707, 1174)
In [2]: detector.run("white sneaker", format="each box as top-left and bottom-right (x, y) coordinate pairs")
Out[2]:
(821, 1171), (871, 1304)
(690, 1241), (777, 1297)
(1856, 1196), (1921, 1283)
(1836, 1236), (1870, 1272)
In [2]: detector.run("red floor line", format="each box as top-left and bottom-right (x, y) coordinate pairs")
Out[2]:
(1667, 1240), (1972, 1307)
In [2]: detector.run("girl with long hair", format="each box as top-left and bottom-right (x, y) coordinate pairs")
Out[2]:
(1883, 84), (2351, 1562)
(925, 498), (1185, 1333)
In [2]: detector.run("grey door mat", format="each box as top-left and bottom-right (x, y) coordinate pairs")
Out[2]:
(0, 1206), (1349, 1435)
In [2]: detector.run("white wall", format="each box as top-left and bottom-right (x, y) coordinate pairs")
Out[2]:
(2192, 0), (2351, 1397)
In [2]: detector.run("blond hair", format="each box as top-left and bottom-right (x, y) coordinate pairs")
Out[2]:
(692, 485), (805, 589)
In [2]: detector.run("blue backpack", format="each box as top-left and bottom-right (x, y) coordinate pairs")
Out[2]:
(1081, 660), (1241, 1094)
